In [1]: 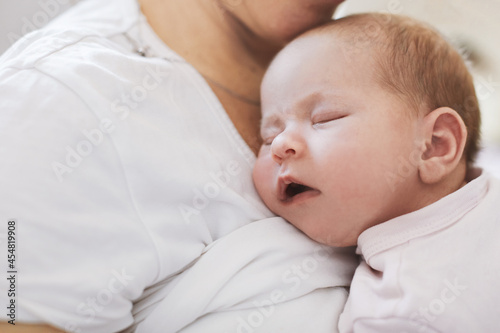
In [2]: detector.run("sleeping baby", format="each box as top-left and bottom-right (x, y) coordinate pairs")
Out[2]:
(253, 13), (500, 332)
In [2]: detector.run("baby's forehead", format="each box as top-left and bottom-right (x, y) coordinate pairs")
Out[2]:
(267, 21), (388, 83)
(296, 16), (390, 51)
(262, 25), (384, 96)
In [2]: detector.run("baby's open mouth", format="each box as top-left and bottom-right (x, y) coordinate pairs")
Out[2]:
(278, 175), (320, 202)
(285, 182), (314, 198)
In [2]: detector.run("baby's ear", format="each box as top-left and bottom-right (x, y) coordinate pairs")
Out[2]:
(418, 107), (467, 184)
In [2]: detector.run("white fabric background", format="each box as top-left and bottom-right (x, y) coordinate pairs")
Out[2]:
(0, 0), (81, 53)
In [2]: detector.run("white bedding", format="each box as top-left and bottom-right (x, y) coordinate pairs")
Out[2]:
(134, 217), (358, 333)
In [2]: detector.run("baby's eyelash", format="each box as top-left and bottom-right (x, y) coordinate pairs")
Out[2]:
(312, 114), (347, 125)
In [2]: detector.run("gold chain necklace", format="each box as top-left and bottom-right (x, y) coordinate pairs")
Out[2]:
(200, 74), (261, 107)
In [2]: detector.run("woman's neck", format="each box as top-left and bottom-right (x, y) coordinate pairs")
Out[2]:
(138, 0), (281, 101)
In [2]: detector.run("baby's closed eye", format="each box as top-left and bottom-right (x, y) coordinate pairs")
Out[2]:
(311, 111), (347, 125)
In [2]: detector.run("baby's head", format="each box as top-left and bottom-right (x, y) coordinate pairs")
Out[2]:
(253, 13), (481, 247)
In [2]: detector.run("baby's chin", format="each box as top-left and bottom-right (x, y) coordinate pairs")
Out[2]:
(283, 215), (358, 248)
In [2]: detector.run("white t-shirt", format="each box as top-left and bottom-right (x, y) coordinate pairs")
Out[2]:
(339, 169), (500, 332)
(0, 0), (276, 331)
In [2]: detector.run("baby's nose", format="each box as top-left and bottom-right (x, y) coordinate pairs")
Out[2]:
(271, 131), (300, 164)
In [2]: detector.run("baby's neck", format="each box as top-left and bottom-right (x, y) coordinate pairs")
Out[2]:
(415, 162), (468, 213)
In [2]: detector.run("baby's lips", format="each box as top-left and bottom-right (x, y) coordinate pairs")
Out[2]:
(277, 174), (294, 201)
(277, 174), (313, 202)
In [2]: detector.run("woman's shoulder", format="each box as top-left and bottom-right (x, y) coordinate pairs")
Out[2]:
(0, 0), (139, 69)
(46, 0), (139, 35)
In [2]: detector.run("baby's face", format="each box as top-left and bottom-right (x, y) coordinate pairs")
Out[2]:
(253, 33), (423, 247)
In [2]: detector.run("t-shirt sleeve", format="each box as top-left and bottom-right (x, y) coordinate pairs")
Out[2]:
(0, 67), (157, 333)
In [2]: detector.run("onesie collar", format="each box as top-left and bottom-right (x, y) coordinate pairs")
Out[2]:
(357, 168), (488, 262)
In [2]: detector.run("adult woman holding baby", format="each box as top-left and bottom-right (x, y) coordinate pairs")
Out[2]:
(0, 0), (355, 332)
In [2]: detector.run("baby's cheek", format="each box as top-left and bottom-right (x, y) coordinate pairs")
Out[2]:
(252, 152), (278, 208)
(252, 151), (269, 187)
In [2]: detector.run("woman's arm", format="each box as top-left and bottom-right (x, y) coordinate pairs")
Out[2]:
(0, 323), (65, 333)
